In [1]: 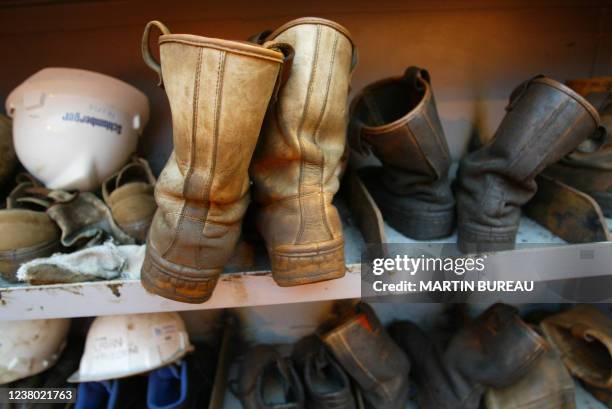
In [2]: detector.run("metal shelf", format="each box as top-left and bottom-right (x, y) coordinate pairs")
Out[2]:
(0, 210), (609, 320)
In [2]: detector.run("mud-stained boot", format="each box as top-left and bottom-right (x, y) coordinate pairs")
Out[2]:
(544, 89), (612, 217)
(0, 177), (61, 282)
(389, 304), (547, 409)
(250, 18), (356, 286)
(238, 345), (305, 409)
(322, 303), (410, 409)
(541, 305), (612, 390)
(292, 335), (356, 409)
(349, 67), (455, 239)
(456, 76), (602, 253)
(485, 344), (575, 409)
(103, 157), (157, 243)
(139, 21), (287, 303)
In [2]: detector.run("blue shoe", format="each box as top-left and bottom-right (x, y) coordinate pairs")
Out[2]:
(147, 361), (188, 409)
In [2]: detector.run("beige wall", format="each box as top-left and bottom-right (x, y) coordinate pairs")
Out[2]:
(1, 0), (610, 170)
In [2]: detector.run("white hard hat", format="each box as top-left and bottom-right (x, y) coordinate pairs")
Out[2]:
(0, 318), (71, 384)
(5, 67), (150, 192)
(68, 312), (192, 383)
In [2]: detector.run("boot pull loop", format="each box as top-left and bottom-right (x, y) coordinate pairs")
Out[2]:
(348, 116), (370, 156)
(506, 75), (545, 112)
(403, 66), (430, 92)
(248, 30), (272, 44)
(264, 42), (295, 104)
(350, 46), (359, 73)
(142, 20), (171, 87)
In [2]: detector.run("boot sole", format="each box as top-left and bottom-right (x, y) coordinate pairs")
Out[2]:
(141, 245), (220, 304)
(376, 200), (455, 240)
(270, 238), (346, 286)
(457, 226), (517, 253)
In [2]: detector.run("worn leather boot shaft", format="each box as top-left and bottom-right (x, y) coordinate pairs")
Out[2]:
(485, 345), (575, 409)
(292, 336), (356, 409)
(349, 67), (455, 239)
(322, 303), (410, 409)
(545, 86), (612, 216)
(447, 304), (547, 389)
(250, 18), (355, 286)
(102, 157), (157, 243)
(541, 304), (612, 389)
(456, 76), (602, 253)
(238, 345), (305, 409)
(140, 21), (285, 303)
(0, 177), (61, 282)
(390, 304), (546, 409)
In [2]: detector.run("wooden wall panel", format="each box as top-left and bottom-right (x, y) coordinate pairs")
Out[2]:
(0, 1), (610, 169)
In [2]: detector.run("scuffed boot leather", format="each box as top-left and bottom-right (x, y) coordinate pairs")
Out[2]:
(140, 21), (287, 303)
(250, 18), (356, 286)
(389, 304), (547, 409)
(322, 303), (410, 409)
(485, 344), (575, 409)
(0, 177), (61, 282)
(292, 335), (356, 409)
(349, 67), (455, 239)
(238, 345), (305, 409)
(48, 192), (135, 248)
(103, 157), (157, 243)
(541, 304), (612, 390)
(545, 89), (612, 217)
(456, 76), (602, 253)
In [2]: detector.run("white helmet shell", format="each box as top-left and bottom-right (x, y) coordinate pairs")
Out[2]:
(0, 319), (71, 385)
(5, 68), (150, 192)
(68, 312), (192, 383)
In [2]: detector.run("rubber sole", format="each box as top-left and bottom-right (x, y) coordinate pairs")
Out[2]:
(270, 238), (346, 286)
(141, 245), (220, 304)
(457, 226), (517, 254)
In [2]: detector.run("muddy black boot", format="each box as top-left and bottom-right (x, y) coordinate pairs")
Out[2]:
(238, 345), (305, 409)
(389, 304), (547, 409)
(456, 76), (603, 253)
(322, 303), (410, 409)
(544, 90), (612, 217)
(293, 336), (356, 409)
(349, 67), (455, 239)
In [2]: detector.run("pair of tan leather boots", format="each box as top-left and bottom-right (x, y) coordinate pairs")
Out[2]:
(140, 18), (356, 303)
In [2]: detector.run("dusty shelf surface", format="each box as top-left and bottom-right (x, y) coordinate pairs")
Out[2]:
(0, 201), (365, 321)
(1, 211), (610, 321)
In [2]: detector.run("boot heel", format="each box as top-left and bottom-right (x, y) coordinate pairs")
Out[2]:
(457, 226), (517, 253)
(270, 238), (346, 286)
(141, 245), (220, 304)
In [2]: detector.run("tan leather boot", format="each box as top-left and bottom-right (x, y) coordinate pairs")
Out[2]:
(0, 177), (60, 282)
(102, 157), (157, 243)
(250, 18), (356, 286)
(485, 344), (576, 409)
(140, 21), (287, 303)
(541, 304), (612, 390)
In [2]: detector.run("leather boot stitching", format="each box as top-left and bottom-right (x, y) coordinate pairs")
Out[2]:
(336, 331), (393, 401)
(162, 48), (204, 259)
(197, 51), (226, 268)
(295, 25), (322, 245)
(314, 32), (339, 241)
